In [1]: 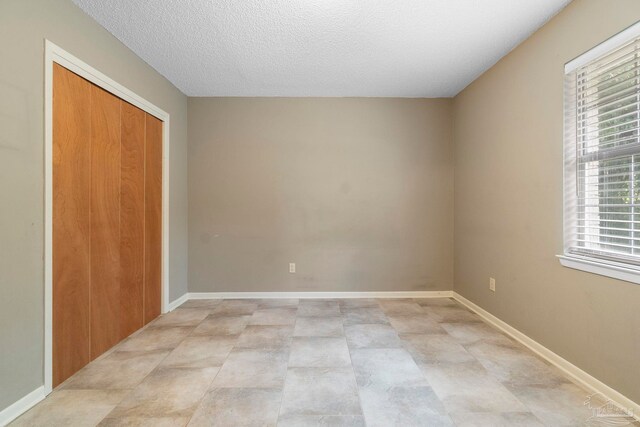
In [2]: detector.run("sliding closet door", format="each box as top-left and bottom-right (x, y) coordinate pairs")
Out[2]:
(52, 64), (92, 387)
(53, 64), (164, 386)
(90, 86), (122, 359)
(144, 114), (162, 324)
(120, 102), (146, 338)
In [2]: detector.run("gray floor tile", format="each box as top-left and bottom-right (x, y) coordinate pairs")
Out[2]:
(378, 299), (425, 315)
(236, 325), (294, 349)
(12, 390), (128, 427)
(188, 388), (281, 426)
(161, 335), (236, 368)
(338, 299), (379, 309)
(387, 314), (447, 334)
(177, 299), (222, 309)
(107, 367), (219, 418)
(117, 326), (193, 352)
(192, 315), (250, 336)
(99, 416), (189, 426)
(350, 348), (427, 388)
(421, 361), (528, 413)
(279, 367), (361, 417)
(440, 322), (516, 345)
(210, 300), (258, 317)
(258, 298), (299, 308)
(250, 308), (298, 326)
(62, 349), (169, 390)
(359, 386), (451, 427)
(341, 307), (390, 326)
(288, 337), (351, 367)
(465, 339), (570, 386)
(505, 382), (619, 426)
(297, 301), (341, 317)
(294, 316), (344, 337)
(344, 324), (402, 349)
(212, 348), (289, 388)
(449, 411), (545, 427)
(400, 333), (475, 365)
(150, 309), (210, 328)
(425, 305), (481, 323)
(277, 415), (366, 426)
(413, 298), (459, 307)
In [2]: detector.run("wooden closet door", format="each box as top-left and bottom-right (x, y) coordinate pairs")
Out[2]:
(52, 64), (92, 387)
(53, 64), (164, 385)
(120, 102), (146, 338)
(90, 86), (122, 359)
(144, 114), (162, 324)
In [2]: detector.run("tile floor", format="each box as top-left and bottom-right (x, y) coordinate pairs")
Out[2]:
(11, 298), (638, 426)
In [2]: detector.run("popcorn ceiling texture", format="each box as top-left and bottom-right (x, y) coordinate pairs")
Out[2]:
(72, 0), (570, 97)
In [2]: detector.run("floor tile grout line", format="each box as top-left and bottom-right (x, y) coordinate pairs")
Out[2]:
(119, 309), (210, 423)
(340, 301), (368, 427)
(452, 338), (551, 423)
(100, 305), (229, 425)
(274, 306), (300, 425)
(407, 301), (556, 424)
(381, 300), (457, 425)
(441, 301), (588, 421)
(180, 304), (239, 426)
(277, 300), (365, 424)
(187, 300), (296, 425)
(61, 309), (207, 425)
(180, 303), (270, 425)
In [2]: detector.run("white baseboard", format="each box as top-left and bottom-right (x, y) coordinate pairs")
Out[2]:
(167, 293), (189, 311)
(452, 291), (640, 421)
(0, 386), (46, 427)
(187, 290), (453, 300)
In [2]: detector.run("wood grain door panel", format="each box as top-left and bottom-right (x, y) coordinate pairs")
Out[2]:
(90, 86), (122, 359)
(52, 64), (92, 387)
(120, 102), (146, 339)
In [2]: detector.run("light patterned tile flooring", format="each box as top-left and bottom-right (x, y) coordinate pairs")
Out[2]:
(11, 298), (639, 426)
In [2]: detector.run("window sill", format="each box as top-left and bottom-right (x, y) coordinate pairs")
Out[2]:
(557, 255), (640, 285)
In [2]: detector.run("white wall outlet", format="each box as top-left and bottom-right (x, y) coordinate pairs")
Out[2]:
(489, 277), (496, 292)
(289, 263), (296, 273)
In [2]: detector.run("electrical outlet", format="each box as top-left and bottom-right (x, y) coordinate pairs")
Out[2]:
(289, 263), (296, 273)
(489, 277), (496, 292)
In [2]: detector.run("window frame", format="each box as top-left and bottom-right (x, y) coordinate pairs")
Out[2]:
(560, 21), (640, 285)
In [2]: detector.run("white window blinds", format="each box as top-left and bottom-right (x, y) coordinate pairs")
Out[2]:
(564, 26), (640, 267)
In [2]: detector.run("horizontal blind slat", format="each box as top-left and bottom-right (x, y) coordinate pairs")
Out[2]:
(578, 67), (640, 95)
(580, 40), (639, 77)
(577, 92), (639, 117)
(580, 133), (640, 153)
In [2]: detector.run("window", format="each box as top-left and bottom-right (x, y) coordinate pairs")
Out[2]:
(562, 22), (640, 280)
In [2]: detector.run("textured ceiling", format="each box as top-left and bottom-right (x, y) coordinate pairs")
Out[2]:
(72, 0), (570, 97)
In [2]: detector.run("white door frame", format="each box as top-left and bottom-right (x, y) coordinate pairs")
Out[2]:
(44, 40), (171, 394)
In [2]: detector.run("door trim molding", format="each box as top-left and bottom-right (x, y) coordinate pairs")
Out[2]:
(44, 40), (171, 394)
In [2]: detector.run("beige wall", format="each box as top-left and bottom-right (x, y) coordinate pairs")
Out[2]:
(453, 0), (640, 404)
(0, 0), (188, 410)
(188, 98), (453, 293)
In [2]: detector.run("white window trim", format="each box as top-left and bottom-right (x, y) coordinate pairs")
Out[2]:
(565, 21), (640, 73)
(560, 20), (640, 284)
(557, 255), (640, 285)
